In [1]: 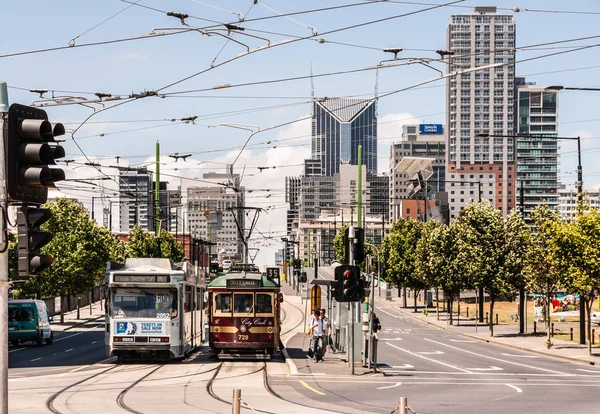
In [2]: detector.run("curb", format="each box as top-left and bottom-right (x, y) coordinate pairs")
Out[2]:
(391, 302), (598, 367)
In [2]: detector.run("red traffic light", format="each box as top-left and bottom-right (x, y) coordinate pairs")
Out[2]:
(344, 270), (351, 279)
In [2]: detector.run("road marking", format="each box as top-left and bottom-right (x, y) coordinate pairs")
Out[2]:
(377, 382), (401, 390)
(391, 364), (415, 369)
(54, 324), (102, 343)
(91, 341), (97, 345)
(423, 338), (571, 376)
(8, 348), (25, 354)
(65, 348), (73, 353)
(501, 353), (539, 358)
(386, 342), (473, 373)
(379, 338), (403, 341)
(378, 308), (401, 319)
(299, 380), (325, 395)
(467, 366), (503, 372)
(416, 351), (444, 355)
(506, 384), (522, 393)
(449, 339), (476, 343)
(577, 368), (600, 373)
(30, 358), (42, 362)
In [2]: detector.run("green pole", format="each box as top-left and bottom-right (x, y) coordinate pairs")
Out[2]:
(357, 145), (362, 228)
(155, 140), (160, 237)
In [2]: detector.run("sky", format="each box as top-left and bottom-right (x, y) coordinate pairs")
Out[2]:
(3, 1), (600, 265)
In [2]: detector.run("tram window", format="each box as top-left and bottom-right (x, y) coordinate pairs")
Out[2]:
(233, 294), (254, 314)
(111, 289), (177, 319)
(255, 294), (273, 314)
(215, 294), (232, 314)
(185, 286), (193, 312)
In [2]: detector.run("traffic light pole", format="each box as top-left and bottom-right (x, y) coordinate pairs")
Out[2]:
(0, 83), (9, 414)
(348, 227), (355, 375)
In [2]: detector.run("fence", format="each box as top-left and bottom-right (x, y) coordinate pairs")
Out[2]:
(42, 286), (105, 317)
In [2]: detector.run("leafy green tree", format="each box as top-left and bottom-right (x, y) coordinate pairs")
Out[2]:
(126, 225), (184, 262)
(458, 202), (530, 336)
(553, 206), (600, 355)
(381, 218), (429, 311)
(31, 198), (114, 318)
(523, 205), (564, 348)
(333, 224), (373, 267)
(416, 221), (471, 324)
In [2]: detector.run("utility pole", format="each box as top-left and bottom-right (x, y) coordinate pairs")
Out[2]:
(0, 82), (9, 414)
(576, 136), (585, 345)
(519, 180), (525, 334)
(357, 145), (362, 228)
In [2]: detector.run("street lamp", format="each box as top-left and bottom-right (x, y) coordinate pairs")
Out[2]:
(478, 132), (583, 342)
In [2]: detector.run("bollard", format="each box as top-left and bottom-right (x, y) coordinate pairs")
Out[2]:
(485, 312), (489, 324)
(467, 307), (469, 318)
(399, 397), (408, 414)
(232, 389), (241, 414)
(593, 329), (596, 345)
(495, 314), (498, 326)
(457, 303), (461, 326)
(570, 327), (573, 341)
(534, 320), (537, 334)
(551, 322), (554, 337)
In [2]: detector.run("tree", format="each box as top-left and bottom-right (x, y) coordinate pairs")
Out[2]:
(126, 225), (184, 262)
(332, 224), (373, 267)
(553, 206), (600, 355)
(457, 202), (530, 336)
(381, 218), (429, 311)
(32, 198), (114, 320)
(416, 221), (471, 324)
(523, 205), (564, 348)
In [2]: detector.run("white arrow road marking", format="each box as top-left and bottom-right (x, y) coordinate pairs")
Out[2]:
(377, 382), (402, 390)
(423, 337), (571, 376)
(391, 364), (415, 369)
(449, 339), (476, 343)
(416, 351), (444, 355)
(386, 343), (473, 373)
(501, 353), (539, 358)
(467, 366), (503, 371)
(506, 384), (522, 393)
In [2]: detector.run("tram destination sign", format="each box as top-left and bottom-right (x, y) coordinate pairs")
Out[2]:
(227, 279), (261, 288)
(113, 275), (170, 283)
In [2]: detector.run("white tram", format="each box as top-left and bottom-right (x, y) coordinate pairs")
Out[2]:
(104, 258), (204, 360)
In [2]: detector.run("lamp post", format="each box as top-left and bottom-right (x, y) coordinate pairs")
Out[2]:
(477, 132), (584, 342)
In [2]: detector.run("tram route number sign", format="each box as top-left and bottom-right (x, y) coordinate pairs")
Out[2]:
(227, 279), (261, 288)
(113, 275), (170, 283)
(266, 267), (280, 281)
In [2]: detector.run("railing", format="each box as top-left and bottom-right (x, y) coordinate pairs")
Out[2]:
(42, 286), (105, 317)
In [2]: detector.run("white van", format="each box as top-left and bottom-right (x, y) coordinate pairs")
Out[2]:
(222, 260), (233, 272)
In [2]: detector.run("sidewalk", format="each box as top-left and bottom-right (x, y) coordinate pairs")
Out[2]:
(376, 291), (600, 366)
(51, 299), (105, 333)
(279, 279), (373, 376)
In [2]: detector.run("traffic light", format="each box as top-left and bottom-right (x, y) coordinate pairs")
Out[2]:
(354, 227), (365, 264)
(7, 103), (65, 204)
(300, 271), (307, 283)
(210, 262), (219, 274)
(17, 205), (54, 279)
(334, 265), (360, 302)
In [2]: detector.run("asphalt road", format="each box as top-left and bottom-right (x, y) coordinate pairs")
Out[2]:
(8, 319), (106, 376)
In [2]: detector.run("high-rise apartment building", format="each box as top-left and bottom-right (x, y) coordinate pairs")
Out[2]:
(446, 6), (516, 219)
(118, 167), (152, 232)
(389, 124), (446, 222)
(515, 79), (559, 221)
(312, 98), (377, 176)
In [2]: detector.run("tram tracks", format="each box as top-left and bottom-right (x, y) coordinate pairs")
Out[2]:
(116, 364), (164, 414)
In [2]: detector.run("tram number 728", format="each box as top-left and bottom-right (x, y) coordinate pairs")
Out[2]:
(238, 335), (249, 341)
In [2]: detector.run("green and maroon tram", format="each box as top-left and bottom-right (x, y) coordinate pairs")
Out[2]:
(207, 265), (282, 359)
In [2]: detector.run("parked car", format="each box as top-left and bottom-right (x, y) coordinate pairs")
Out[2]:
(9, 300), (54, 346)
(591, 310), (600, 326)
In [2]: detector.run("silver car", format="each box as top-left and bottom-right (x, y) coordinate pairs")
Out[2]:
(591, 310), (600, 326)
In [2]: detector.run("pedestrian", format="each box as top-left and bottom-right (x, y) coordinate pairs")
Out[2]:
(310, 309), (324, 362)
(319, 309), (332, 358)
(306, 307), (319, 335)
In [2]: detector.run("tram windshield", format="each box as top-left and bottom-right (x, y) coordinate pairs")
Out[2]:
(111, 288), (177, 319)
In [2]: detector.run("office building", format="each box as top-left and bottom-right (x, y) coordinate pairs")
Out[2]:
(389, 124), (446, 222)
(515, 79), (559, 221)
(557, 187), (600, 221)
(118, 167), (152, 232)
(312, 98), (377, 176)
(446, 6), (516, 219)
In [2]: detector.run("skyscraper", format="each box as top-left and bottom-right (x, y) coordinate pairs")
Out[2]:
(515, 79), (559, 221)
(446, 7), (516, 219)
(312, 98), (377, 176)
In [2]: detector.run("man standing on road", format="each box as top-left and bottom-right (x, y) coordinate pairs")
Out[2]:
(310, 310), (324, 362)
